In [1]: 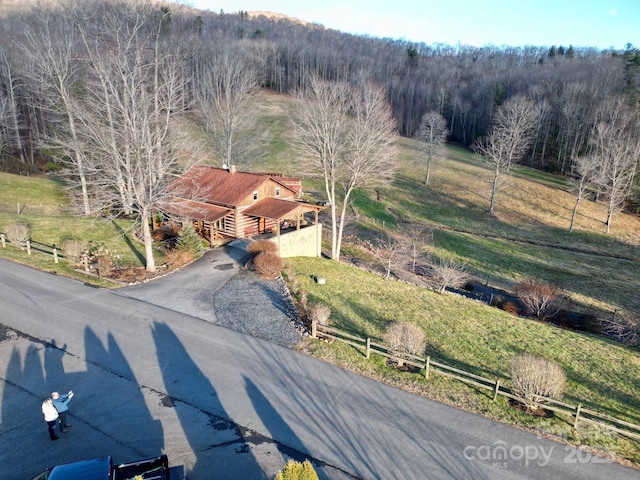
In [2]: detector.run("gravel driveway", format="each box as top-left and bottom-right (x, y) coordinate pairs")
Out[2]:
(121, 242), (304, 348)
(213, 269), (304, 348)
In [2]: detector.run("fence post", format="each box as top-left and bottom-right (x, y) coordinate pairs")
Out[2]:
(1, 234), (5, 248)
(26, 240), (31, 256)
(311, 319), (317, 339)
(83, 252), (90, 272)
(53, 248), (58, 264)
(493, 379), (500, 401)
(366, 338), (371, 359)
(424, 356), (430, 379)
(574, 404), (582, 429)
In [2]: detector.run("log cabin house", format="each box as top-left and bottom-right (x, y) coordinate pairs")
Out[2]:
(158, 165), (324, 257)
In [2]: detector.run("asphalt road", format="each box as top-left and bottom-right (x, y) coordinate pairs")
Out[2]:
(0, 255), (637, 480)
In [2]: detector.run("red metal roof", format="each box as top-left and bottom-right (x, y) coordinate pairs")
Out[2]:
(168, 166), (296, 206)
(159, 197), (231, 222)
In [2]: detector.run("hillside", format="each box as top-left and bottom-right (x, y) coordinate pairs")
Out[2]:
(244, 90), (640, 318)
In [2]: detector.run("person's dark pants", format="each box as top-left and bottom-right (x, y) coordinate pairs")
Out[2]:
(46, 420), (58, 439)
(58, 411), (68, 430)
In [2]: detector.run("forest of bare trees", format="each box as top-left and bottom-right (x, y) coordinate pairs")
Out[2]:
(0, 0), (639, 255)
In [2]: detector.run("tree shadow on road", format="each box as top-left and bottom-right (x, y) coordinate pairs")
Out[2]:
(151, 321), (264, 479)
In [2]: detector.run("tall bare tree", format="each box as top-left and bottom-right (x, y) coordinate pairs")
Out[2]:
(590, 97), (640, 233)
(195, 44), (265, 169)
(0, 79), (10, 159)
(75, 3), (194, 272)
(19, 13), (95, 215)
(337, 82), (398, 259)
(291, 77), (349, 260)
(291, 77), (397, 261)
(0, 49), (27, 164)
(415, 111), (448, 185)
(568, 154), (600, 233)
(475, 95), (540, 215)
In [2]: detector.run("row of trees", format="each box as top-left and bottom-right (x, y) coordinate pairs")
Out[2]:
(0, 0), (638, 265)
(474, 94), (639, 231)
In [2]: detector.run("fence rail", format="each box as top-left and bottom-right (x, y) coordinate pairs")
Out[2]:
(312, 320), (640, 441)
(0, 234), (63, 263)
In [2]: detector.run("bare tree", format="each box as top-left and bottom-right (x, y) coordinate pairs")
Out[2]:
(74, 3), (195, 272)
(515, 278), (560, 320)
(415, 111), (448, 185)
(372, 235), (406, 280)
(475, 95), (540, 215)
(568, 154), (600, 233)
(291, 77), (397, 261)
(590, 97), (640, 233)
(291, 77), (349, 261)
(337, 82), (398, 259)
(399, 224), (431, 274)
(195, 44), (266, 169)
(429, 257), (469, 294)
(0, 82), (10, 158)
(19, 13), (95, 215)
(0, 49), (27, 164)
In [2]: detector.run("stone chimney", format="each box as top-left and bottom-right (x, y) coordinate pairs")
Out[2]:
(229, 164), (237, 174)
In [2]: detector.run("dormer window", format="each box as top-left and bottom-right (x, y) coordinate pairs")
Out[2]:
(275, 187), (280, 197)
(253, 191), (258, 201)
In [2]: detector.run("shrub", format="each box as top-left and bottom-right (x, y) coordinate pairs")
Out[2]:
(91, 244), (115, 273)
(601, 314), (640, 347)
(247, 239), (278, 255)
(515, 278), (559, 320)
(62, 239), (88, 267)
(502, 300), (520, 315)
(274, 459), (318, 480)
(5, 222), (29, 249)
(164, 248), (195, 268)
(510, 354), (566, 410)
(308, 303), (331, 325)
(297, 289), (308, 311)
(383, 322), (427, 366)
(428, 258), (468, 293)
(176, 224), (205, 259)
(253, 251), (284, 279)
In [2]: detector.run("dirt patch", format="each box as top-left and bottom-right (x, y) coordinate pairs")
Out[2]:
(508, 398), (554, 418)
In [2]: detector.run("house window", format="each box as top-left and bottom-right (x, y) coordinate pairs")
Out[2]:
(253, 191), (258, 201)
(275, 187), (280, 197)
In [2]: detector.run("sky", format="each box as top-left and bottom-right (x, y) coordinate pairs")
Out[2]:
(186, 0), (640, 50)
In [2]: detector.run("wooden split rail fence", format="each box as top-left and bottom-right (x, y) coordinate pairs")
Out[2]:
(311, 320), (640, 441)
(0, 234), (98, 273)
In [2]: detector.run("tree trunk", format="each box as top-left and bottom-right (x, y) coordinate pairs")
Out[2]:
(569, 196), (580, 233)
(489, 164), (499, 216)
(141, 208), (156, 272)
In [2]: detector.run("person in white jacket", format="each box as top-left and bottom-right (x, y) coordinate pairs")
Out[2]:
(41, 398), (59, 440)
(51, 391), (73, 433)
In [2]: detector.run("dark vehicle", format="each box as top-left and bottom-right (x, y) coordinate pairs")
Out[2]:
(30, 454), (170, 480)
